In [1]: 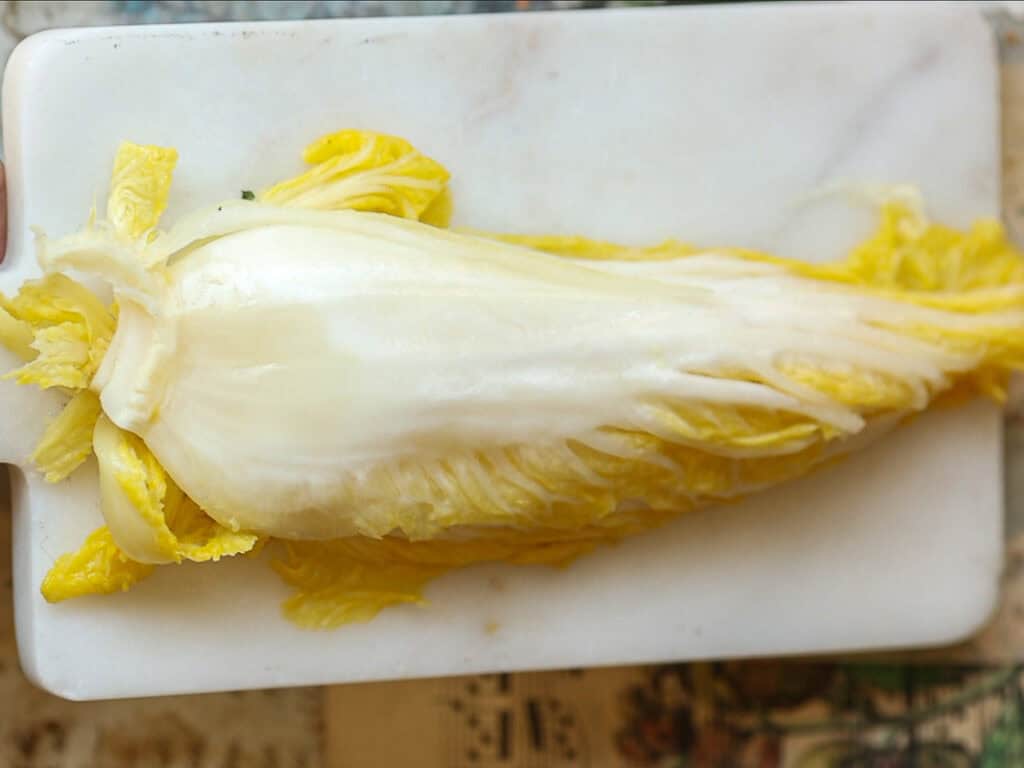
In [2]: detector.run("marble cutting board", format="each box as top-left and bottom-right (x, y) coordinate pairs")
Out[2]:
(0, 2), (1004, 700)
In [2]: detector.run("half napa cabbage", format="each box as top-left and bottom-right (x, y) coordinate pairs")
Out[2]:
(1, 131), (1021, 627)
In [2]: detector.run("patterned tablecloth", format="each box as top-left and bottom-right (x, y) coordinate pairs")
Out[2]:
(3, 2), (1024, 767)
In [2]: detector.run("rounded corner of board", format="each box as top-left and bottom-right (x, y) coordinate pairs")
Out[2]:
(933, 579), (1003, 650)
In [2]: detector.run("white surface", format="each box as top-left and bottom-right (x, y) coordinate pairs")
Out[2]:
(0, 3), (1003, 700)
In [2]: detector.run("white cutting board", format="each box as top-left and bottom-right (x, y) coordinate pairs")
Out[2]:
(0, 2), (1004, 700)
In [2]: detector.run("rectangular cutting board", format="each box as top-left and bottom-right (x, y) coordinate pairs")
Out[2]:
(0, 2), (1004, 700)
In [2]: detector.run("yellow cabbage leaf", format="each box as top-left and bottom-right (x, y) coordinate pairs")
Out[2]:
(474, 232), (702, 261)
(107, 141), (178, 239)
(259, 129), (450, 222)
(1, 274), (114, 390)
(0, 300), (34, 360)
(31, 389), (102, 483)
(41, 526), (154, 602)
(90, 414), (259, 565)
(273, 528), (619, 629)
